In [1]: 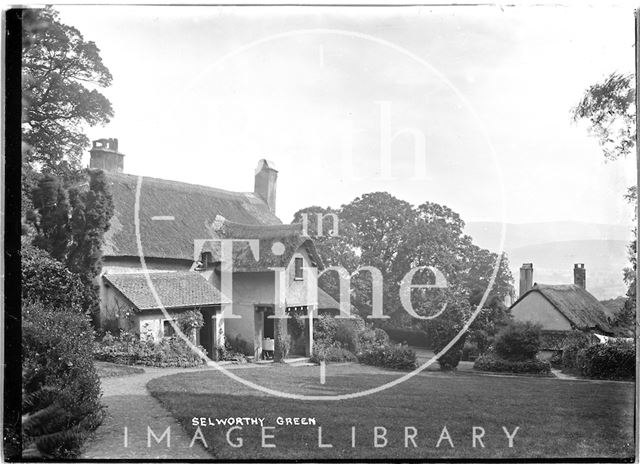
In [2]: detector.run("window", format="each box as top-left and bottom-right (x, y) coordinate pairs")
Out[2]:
(163, 320), (176, 338)
(294, 257), (304, 280)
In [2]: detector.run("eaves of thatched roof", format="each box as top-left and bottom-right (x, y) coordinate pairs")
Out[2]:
(512, 283), (613, 334)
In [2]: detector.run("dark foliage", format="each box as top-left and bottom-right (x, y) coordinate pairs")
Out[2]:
(473, 353), (551, 375)
(433, 334), (466, 370)
(578, 341), (635, 381)
(22, 301), (104, 458)
(357, 344), (417, 370)
(494, 321), (542, 361)
(22, 7), (113, 182)
(461, 341), (480, 361)
(310, 342), (357, 364)
(561, 331), (596, 369)
(549, 352), (563, 368)
(223, 335), (253, 358)
(29, 175), (70, 260)
(21, 241), (90, 312)
(383, 326), (431, 347)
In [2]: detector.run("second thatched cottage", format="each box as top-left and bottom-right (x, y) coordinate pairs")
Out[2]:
(510, 262), (613, 358)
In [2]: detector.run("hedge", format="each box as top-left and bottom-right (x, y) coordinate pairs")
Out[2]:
(22, 301), (104, 458)
(578, 341), (635, 380)
(21, 242), (91, 313)
(474, 353), (551, 375)
(357, 344), (417, 370)
(561, 331), (596, 369)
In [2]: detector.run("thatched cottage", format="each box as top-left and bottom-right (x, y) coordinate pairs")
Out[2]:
(90, 138), (339, 360)
(510, 263), (613, 358)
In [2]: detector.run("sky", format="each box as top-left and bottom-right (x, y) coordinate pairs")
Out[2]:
(57, 4), (637, 228)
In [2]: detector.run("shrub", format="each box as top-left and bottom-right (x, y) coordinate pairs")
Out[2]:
(22, 301), (104, 458)
(313, 314), (339, 341)
(474, 353), (551, 375)
(357, 344), (417, 370)
(579, 341), (635, 380)
(433, 335), (466, 370)
(94, 331), (205, 367)
(226, 335), (253, 357)
(21, 242), (91, 313)
(373, 328), (390, 344)
(175, 309), (204, 334)
(334, 321), (359, 353)
(310, 341), (357, 364)
(494, 321), (541, 361)
(561, 331), (596, 369)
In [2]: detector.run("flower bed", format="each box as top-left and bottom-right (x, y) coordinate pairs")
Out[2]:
(94, 332), (205, 367)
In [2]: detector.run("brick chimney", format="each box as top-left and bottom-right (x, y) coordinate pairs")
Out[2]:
(254, 159), (277, 213)
(519, 263), (533, 297)
(574, 263), (586, 289)
(90, 138), (124, 172)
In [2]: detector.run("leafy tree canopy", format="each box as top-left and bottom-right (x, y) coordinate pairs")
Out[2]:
(573, 71), (637, 331)
(572, 72), (635, 161)
(22, 7), (113, 204)
(291, 192), (513, 340)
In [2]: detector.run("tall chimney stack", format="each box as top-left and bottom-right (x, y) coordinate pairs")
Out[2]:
(519, 263), (533, 297)
(90, 138), (124, 172)
(574, 263), (586, 289)
(254, 159), (277, 213)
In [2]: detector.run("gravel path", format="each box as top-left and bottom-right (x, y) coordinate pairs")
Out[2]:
(81, 363), (258, 459)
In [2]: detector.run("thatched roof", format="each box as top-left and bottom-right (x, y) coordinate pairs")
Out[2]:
(103, 272), (229, 310)
(102, 172), (281, 261)
(514, 284), (613, 334)
(202, 216), (324, 272)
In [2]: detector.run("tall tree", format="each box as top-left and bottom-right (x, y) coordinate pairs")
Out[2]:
(29, 175), (70, 261)
(292, 193), (513, 324)
(67, 170), (114, 281)
(573, 71), (637, 332)
(22, 7), (113, 204)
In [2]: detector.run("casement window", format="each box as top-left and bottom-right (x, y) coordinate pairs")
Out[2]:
(294, 257), (304, 280)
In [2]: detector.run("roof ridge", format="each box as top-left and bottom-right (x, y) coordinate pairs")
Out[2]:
(105, 171), (256, 200)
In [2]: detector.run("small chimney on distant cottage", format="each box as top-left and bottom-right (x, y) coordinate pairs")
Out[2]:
(574, 263), (586, 289)
(254, 159), (278, 213)
(90, 138), (124, 172)
(519, 263), (533, 297)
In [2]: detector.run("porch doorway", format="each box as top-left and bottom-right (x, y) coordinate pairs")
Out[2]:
(199, 306), (220, 360)
(287, 306), (311, 357)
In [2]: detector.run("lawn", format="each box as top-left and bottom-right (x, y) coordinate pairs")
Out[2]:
(147, 363), (635, 460)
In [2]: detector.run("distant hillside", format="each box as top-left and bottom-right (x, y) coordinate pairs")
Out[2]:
(505, 240), (629, 300)
(465, 221), (632, 251)
(463, 222), (632, 301)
